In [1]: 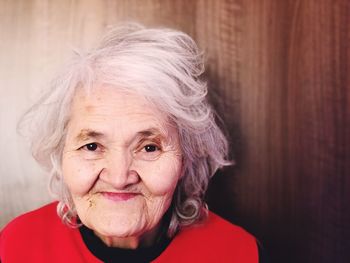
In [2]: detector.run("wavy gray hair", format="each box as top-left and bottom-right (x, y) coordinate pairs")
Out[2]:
(21, 23), (231, 237)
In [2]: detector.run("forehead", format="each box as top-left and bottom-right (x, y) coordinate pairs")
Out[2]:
(68, 85), (171, 136)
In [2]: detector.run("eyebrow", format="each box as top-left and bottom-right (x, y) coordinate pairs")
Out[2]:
(75, 129), (105, 142)
(134, 128), (167, 148)
(74, 127), (167, 143)
(136, 128), (165, 138)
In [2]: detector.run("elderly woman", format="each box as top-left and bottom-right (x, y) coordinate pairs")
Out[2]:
(0, 24), (260, 262)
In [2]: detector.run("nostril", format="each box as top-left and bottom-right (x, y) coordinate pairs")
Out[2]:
(128, 170), (141, 183)
(98, 165), (140, 189)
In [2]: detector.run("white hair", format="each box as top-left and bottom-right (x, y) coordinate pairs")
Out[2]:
(20, 23), (231, 237)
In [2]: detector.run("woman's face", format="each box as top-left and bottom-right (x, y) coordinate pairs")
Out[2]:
(62, 85), (182, 247)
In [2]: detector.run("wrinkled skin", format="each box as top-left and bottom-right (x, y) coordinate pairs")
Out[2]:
(62, 86), (182, 248)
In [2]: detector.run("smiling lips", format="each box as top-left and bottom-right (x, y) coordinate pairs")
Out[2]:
(101, 192), (139, 201)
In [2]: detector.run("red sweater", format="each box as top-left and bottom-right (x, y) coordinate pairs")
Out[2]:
(0, 202), (258, 262)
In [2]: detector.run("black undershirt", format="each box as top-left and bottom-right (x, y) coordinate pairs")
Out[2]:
(79, 225), (172, 263)
(79, 210), (173, 263)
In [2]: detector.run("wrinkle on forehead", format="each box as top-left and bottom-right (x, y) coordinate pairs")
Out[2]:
(72, 86), (163, 119)
(67, 85), (181, 148)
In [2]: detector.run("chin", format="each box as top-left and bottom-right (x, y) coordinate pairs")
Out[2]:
(93, 213), (147, 238)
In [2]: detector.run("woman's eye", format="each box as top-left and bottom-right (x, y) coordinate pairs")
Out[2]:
(78, 142), (103, 160)
(83, 143), (98, 151)
(135, 143), (162, 161)
(144, 144), (159, 152)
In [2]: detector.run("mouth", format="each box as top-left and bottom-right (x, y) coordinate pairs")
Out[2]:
(100, 191), (139, 202)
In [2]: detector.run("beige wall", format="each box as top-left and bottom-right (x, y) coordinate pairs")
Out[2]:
(0, 0), (106, 227)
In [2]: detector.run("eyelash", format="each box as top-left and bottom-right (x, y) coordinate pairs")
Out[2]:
(79, 142), (101, 152)
(141, 144), (161, 153)
(79, 142), (162, 153)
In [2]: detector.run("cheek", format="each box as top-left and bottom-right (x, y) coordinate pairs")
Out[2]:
(62, 155), (100, 195)
(137, 157), (182, 196)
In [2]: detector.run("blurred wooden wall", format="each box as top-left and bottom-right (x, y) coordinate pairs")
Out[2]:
(0, 0), (349, 262)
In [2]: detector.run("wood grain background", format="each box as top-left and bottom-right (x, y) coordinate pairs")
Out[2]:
(0, 0), (349, 262)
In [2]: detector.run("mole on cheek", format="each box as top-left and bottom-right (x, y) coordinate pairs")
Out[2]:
(87, 195), (96, 208)
(84, 105), (95, 113)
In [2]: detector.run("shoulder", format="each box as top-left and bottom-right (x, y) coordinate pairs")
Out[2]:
(156, 211), (259, 263)
(188, 211), (256, 242)
(178, 211), (257, 251)
(1, 202), (70, 261)
(0, 202), (100, 262)
(1, 202), (60, 238)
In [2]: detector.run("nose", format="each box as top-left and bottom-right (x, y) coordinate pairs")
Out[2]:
(99, 148), (140, 189)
